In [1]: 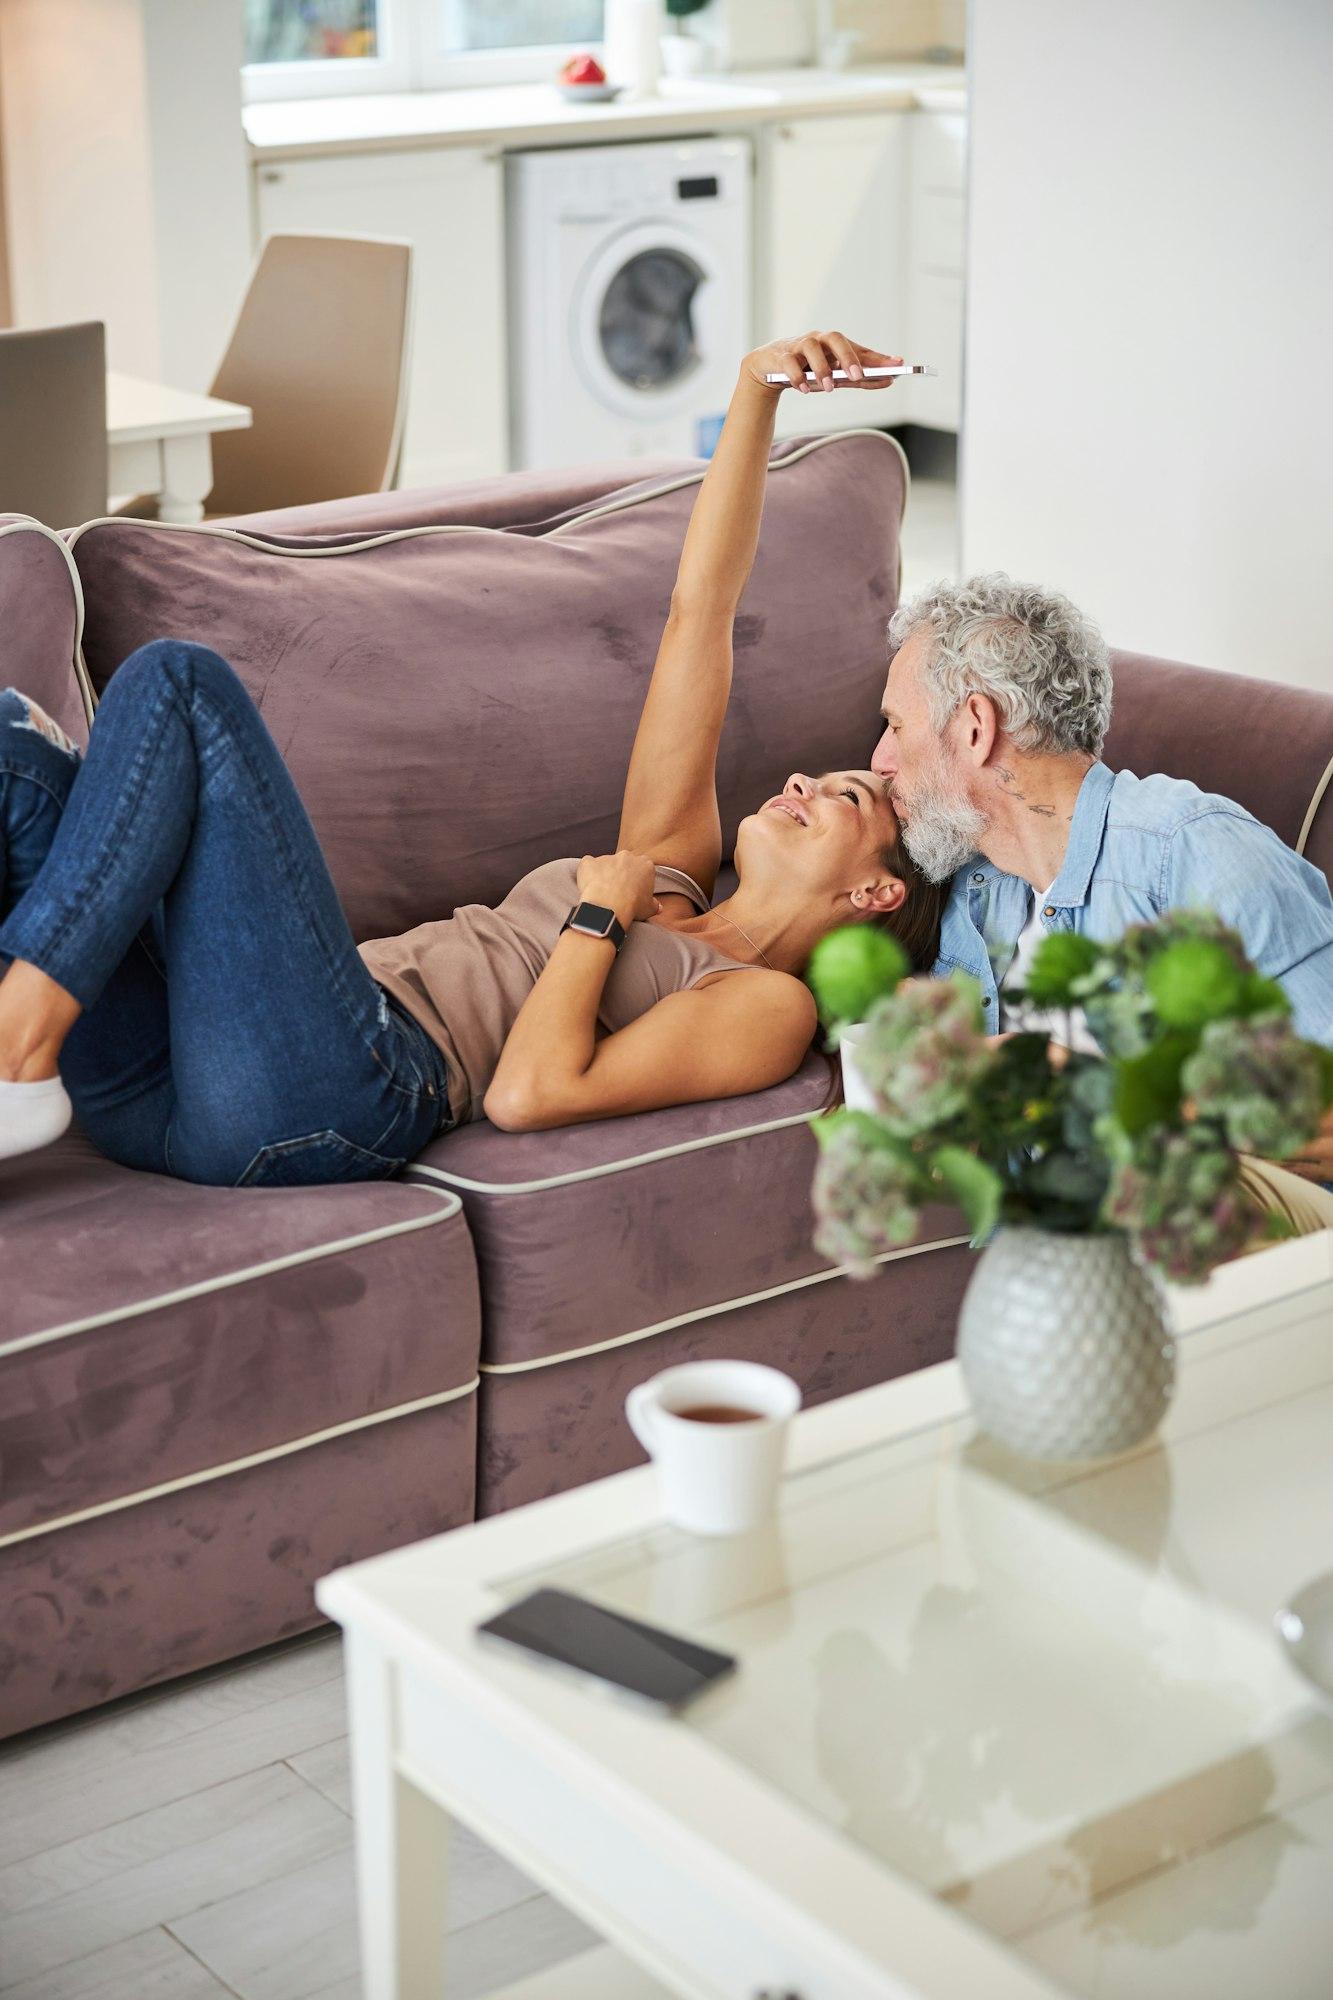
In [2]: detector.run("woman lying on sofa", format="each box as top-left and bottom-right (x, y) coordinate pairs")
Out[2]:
(0, 330), (941, 1184)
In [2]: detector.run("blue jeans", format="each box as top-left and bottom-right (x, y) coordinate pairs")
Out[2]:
(0, 641), (452, 1186)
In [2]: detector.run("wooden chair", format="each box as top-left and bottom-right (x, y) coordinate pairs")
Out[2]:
(0, 322), (107, 528)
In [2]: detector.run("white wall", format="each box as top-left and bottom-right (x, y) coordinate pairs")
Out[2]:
(960, 0), (1333, 692)
(0, 0), (160, 372)
(142, 0), (252, 389)
(0, 0), (251, 387)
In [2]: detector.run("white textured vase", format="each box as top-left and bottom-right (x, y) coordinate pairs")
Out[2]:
(957, 1227), (1175, 1462)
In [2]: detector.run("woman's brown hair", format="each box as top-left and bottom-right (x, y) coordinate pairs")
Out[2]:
(878, 829), (946, 971)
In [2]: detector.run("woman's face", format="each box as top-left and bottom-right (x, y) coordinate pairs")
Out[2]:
(736, 769), (907, 918)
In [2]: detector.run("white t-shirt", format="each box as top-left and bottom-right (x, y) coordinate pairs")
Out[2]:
(999, 887), (1100, 1055)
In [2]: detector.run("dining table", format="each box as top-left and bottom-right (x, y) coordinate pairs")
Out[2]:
(106, 371), (252, 525)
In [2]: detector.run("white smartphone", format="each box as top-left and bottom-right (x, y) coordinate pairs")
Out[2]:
(763, 363), (937, 384)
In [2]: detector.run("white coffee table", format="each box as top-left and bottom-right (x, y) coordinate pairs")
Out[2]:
(316, 1234), (1333, 2000)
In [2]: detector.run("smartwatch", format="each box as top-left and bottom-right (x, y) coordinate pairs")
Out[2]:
(560, 901), (627, 952)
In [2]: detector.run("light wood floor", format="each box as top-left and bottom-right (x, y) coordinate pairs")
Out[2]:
(0, 1628), (596, 1999)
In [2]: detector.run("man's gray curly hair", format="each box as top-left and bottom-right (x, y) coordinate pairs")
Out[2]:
(887, 574), (1113, 757)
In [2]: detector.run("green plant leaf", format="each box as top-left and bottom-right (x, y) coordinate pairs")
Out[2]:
(930, 1145), (1003, 1242)
(1021, 929), (1101, 1006)
(813, 1108), (916, 1167)
(1022, 1147), (1110, 1211)
(1238, 972), (1291, 1020)
(1316, 1044), (1333, 1112)
(1112, 1034), (1192, 1136)
(806, 926), (909, 1026)
(1068, 1057), (1116, 1114)
(1145, 939), (1246, 1028)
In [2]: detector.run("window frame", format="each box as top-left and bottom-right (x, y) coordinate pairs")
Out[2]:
(242, 0), (606, 103)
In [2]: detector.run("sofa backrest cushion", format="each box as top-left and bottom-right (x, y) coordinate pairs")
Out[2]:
(68, 432), (908, 941)
(211, 456), (697, 539)
(0, 517), (92, 747)
(1106, 649), (1333, 882)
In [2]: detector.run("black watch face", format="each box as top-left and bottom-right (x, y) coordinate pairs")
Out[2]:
(575, 902), (617, 936)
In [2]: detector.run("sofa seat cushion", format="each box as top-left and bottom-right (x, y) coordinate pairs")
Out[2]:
(406, 1053), (967, 1375)
(0, 1132), (481, 1546)
(68, 430), (907, 943)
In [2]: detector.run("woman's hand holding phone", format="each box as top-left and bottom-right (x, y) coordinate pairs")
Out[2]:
(741, 330), (905, 397)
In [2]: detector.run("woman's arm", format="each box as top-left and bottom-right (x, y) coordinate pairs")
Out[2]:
(485, 960), (817, 1131)
(481, 848), (817, 1130)
(617, 331), (903, 895)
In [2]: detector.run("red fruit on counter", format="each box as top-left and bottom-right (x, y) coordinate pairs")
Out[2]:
(559, 53), (606, 85)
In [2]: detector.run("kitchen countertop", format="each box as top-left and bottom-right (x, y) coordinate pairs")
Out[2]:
(244, 62), (966, 162)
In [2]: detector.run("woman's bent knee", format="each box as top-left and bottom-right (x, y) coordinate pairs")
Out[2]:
(115, 639), (242, 695)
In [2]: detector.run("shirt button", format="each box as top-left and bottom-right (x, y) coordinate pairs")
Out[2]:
(971, 872), (985, 885)
(1043, 906), (1056, 918)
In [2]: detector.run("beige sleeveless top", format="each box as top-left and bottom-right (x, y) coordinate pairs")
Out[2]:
(358, 859), (760, 1124)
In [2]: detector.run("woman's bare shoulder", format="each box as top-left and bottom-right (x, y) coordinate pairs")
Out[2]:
(692, 964), (817, 1018)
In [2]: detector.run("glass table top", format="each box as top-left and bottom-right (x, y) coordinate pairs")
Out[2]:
(503, 1283), (1333, 1999)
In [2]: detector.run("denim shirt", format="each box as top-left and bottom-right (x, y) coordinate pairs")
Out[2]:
(933, 762), (1333, 1048)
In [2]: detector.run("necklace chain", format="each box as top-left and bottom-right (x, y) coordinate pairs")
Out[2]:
(716, 911), (775, 970)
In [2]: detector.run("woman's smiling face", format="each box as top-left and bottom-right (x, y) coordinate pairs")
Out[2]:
(737, 768), (907, 916)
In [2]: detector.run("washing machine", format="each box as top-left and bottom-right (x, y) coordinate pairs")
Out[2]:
(507, 136), (752, 469)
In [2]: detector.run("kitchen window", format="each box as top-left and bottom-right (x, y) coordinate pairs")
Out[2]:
(243, 0), (605, 101)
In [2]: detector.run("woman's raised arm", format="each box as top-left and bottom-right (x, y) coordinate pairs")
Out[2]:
(616, 332), (903, 894)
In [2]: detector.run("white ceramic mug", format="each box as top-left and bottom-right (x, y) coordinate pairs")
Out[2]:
(625, 1361), (801, 1536)
(838, 1021), (877, 1111)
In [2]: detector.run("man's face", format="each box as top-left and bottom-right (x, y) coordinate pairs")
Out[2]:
(871, 631), (987, 883)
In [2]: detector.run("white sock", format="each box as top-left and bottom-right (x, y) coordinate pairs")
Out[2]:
(0, 1075), (72, 1161)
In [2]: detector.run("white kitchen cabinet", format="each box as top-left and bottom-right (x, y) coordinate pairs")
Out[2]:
(906, 108), (966, 431)
(758, 112), (912, 440)
(254, 146), (507, 487)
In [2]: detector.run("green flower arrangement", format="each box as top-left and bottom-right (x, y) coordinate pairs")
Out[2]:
(807, 913), (1333, 1285)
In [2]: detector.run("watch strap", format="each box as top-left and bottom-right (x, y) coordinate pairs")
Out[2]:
(560, 901), (627, 952)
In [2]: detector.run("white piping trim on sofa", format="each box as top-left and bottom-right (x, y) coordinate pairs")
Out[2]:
(405, 1103), (827, 1196)
(2, 1183), (464, 1357)
(1297, 751), (1333, 858)
(541, 428), (911, 538)
(477, 1232), (972, 1376)
(0, 1374), (480, 1554)
(0, 516), (96, 726)
(61, 428), (909, 709)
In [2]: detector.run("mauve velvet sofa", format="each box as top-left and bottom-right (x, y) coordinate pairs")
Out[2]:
(3, 437), (1332, 1739)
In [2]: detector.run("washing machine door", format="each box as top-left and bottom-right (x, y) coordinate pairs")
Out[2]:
(573, 221), (726, 419)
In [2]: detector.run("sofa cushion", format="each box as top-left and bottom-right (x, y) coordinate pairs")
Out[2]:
(67, 430), (907, 942)
(0, 515), (93, 746)
(1106, 650), (1333, 880)
(405, 1052), (967, 1376)
(0, 1131), (480, 1546)
(213, 457), (696, 538)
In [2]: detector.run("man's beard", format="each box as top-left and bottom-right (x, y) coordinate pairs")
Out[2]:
(894, 765), (988, 884)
